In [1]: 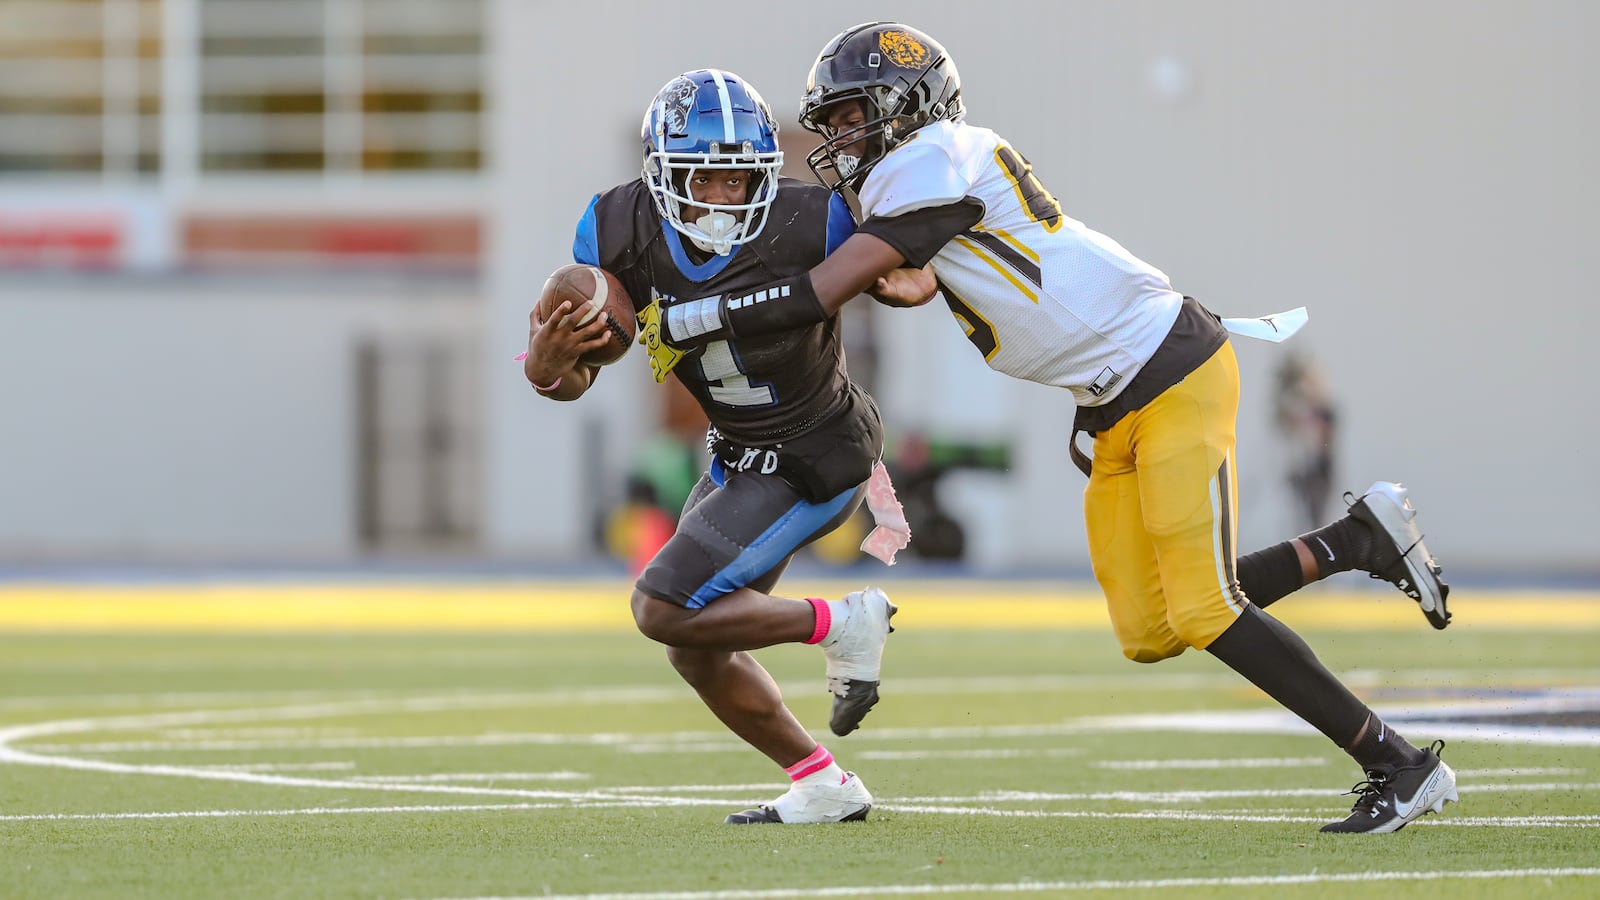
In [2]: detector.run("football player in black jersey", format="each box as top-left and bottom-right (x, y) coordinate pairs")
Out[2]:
(644, 29), (1459, 834)
(522, 69), (905, 825)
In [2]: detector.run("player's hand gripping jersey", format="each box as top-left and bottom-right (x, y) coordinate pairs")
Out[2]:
(853, 120), (1189, 409)
(575, 177), (883, 503)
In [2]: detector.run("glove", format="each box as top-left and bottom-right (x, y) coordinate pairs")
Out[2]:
(635, 294), (686, 382)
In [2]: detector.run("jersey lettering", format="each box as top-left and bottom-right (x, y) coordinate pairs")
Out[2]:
(730, 447), (781, 474)
(994, 143), (1063, 232)
(939, 279), (999, 360)
(699, 339), (775, 407)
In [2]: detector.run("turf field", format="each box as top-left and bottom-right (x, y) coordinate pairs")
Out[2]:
(0, 577), (1597, 899)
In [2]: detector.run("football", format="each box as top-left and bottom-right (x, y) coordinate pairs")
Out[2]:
(536, 264), (635, 366)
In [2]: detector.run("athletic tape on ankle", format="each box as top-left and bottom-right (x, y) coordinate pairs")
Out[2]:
(804, 597), (831, 645)
(784, 745), (834, 781)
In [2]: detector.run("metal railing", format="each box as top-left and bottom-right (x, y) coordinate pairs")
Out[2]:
(0, 0), (485, 178)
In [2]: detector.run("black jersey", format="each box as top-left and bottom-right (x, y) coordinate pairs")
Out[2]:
(574, 177), (865, 448)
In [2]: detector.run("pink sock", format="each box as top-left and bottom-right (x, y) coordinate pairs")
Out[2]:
(803, 597), (831, 644)
(784, 745), (834, 781)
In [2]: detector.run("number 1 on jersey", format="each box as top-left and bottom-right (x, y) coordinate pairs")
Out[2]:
(699, 340), (775, 407)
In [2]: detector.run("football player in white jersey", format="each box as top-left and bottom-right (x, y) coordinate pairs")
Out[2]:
(649, 24), (1457, 834)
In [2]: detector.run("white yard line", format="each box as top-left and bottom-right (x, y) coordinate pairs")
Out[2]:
(1, 801), (1594, 831)
(891, 782), (1600, 804)
(192, 761), (356, 773)
(8, 666), (1592, 712)
(1457, 767), (1585, 777)
(860, 748), (1086, 760)
(1092, 756), (1327, 769)
(429, 867), (1600, 899)
(349, 772), (590, 783)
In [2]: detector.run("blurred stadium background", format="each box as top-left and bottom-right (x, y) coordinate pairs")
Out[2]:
(0, 0), (1595, 579)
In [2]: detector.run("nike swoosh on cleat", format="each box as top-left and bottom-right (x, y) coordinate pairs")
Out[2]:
(1392, 767), (1444, 820)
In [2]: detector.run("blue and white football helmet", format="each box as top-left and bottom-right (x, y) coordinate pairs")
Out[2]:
(641, 69), (784, 256)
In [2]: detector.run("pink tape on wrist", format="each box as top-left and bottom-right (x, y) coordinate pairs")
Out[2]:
(804, 597), (831, 645)
(531, 375), (562, 391)
(784, 745), (834, 781)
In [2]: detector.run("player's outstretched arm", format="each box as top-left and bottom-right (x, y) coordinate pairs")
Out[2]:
(808, 232), (911, 314)
(659, 233), (908, 348)
(524, 300), (609, 401)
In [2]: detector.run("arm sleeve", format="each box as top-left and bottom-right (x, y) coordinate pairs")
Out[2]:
(572, 194), (601, 265)
(856, 198), (985, 268)
(663, 273), (827, 347)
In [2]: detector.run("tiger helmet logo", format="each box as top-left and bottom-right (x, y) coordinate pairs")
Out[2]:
(656, 76), (697, 139)
(878, 30), (929, 68)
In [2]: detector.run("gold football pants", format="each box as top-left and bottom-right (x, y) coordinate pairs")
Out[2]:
(1084, 341), (1247, 662)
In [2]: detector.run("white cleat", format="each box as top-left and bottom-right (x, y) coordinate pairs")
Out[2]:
(1347, 481), (1452, 629)
(820, 587), (898, 736)
(724, 771), (873, 824)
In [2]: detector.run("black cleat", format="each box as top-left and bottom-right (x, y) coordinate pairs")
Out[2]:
(828, 680), (882, 737)
(1321, 740), (1459, 833)
(1347, 481), (1452, 629)
(724, 806), (784, 824)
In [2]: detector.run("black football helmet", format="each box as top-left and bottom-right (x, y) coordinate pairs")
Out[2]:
(798, 22), (963, 193)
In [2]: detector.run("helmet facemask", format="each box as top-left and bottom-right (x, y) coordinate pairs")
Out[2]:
(799, 22), (964, 194)
(644, 144), (782, 257)
(802, 94), (898, 193)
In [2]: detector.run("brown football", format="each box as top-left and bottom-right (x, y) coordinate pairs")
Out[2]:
(536, 264), (635, 366)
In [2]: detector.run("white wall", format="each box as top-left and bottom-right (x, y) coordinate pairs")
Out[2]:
(486, 0), (1600, 572)
(0, 275), (477, 558)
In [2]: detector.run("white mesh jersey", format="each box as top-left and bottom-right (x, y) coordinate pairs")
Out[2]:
(859, 120), (1183, 407)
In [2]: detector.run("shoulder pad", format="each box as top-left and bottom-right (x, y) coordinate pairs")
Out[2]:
(745, 178), (834, 274)
(589, 181), (659, 273)
(860, 135), (972, 219)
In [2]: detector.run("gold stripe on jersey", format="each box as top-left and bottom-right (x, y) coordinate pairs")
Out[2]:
(965, 230), (1042, 287)
(988, 226), (1040, 263)
(954, 235), (1038, 303)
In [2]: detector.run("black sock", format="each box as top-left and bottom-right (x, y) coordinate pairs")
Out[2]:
(1347, 713), (1423, 776)
(1296, 516), (1372, 579)
(1204, 604), (1371, 747)
(1235, 542), (1303, 609)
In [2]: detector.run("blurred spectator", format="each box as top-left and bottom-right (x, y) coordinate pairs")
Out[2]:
(1273, 352), (1339, 532)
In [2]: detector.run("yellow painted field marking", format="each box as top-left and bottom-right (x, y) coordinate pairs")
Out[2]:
(0, 582), (1595, 632)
